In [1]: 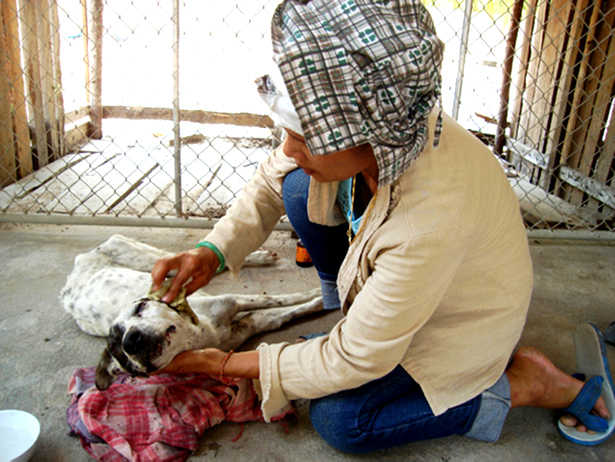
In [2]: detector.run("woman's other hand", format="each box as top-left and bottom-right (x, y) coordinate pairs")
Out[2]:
(154, 348), (227, 376)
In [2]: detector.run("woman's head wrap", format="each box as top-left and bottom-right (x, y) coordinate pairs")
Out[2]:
(257, 0), (444, 187)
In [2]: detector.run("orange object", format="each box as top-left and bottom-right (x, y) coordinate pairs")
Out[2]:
(295, 240), (313, 267)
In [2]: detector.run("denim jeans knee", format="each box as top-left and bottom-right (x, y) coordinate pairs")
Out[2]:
(282, 168), (348, 278)
(309, 395), (365, 454)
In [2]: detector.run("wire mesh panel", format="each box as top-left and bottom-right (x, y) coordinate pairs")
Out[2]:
(0, 0), (613, 233)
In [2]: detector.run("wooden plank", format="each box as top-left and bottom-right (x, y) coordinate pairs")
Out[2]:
(71, 153), (159, 215)
(526, 0), (572, 153)
(510, 0), (538, 138)
(64, 117), (90, 153)
(50, 0), (65, 157)
(88, 0), (103, 138)
(559, 165), (615, 210)
(81, 0), (90, 105)
(16, 151), (115, 214)
(136, 179), (174, 217)
(535, 0), (577, 190)
(0, 152), (88, 211)
(544, 0), (591, 188)
(38, 0), (60, 160)
(43, 152), (121, 213)
(569, 0), (615, 205)
(0, 3), (18, 186)
(137, 148), (209, 217)
(516, 0), (547, 146)
(507, 138), (549, 169)
(184, 163), (221, 215)
(511, 176), (598, 226)
(102, 106), (274, 128)
(65, 106), (90, 124)
(593, 99), (615, 192)
(494, 0), (524, 156)
(15, 152), (94, 199)
(20, 0), (49, 167)
(104, 162), (160, 213)
(559, 1), (602, 202)
(2, 0), (32, 177)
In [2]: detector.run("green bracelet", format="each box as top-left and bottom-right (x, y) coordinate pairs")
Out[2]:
(195, 241), (225, 274)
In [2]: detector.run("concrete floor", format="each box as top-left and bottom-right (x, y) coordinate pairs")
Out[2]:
(0, 223), (614, 462)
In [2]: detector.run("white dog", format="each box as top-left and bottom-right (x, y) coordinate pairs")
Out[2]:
(61, 234), (323, 389)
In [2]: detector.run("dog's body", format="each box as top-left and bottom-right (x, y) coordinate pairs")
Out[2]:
(61, 234), (323, 389)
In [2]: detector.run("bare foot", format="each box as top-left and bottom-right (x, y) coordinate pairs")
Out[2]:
(506, 346), (610, 432)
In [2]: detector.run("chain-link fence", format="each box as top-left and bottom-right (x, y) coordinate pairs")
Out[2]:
(1, 1), (614, 235)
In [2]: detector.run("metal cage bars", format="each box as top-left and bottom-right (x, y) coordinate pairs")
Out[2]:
(0, 0), (613, 241)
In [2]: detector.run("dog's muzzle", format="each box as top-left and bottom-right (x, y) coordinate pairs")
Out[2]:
(144, 282), (199, 325)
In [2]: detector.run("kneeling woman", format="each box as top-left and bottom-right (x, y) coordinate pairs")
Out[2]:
(151, 0), (610, 452)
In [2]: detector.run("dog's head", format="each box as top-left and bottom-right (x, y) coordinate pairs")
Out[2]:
(95, 297), (201, 390)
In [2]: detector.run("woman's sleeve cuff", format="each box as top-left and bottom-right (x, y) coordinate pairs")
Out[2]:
(256, 342), (293, 422)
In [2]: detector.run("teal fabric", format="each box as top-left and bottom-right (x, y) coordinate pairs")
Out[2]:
(337, 177), (363, 237)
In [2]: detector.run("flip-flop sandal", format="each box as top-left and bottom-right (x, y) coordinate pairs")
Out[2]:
(605, 322), (615, 347)
(557, 323), (615, 445)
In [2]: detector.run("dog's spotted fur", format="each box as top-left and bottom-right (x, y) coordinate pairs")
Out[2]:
(61, 234), (323, 389)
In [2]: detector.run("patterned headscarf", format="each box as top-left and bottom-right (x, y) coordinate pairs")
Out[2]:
(260, 0), (444, 187)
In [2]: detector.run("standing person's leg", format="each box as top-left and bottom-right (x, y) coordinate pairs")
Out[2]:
(283, 168), (348, 310)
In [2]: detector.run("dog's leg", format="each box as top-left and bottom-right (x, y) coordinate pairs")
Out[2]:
(242, 249), (278, 267)
(97, 235), (276, 273)
(219, 296), (323, 351)
(191, 288), (322, 336)
(96, 235), (173, 272)
(227, 288), (322, 311)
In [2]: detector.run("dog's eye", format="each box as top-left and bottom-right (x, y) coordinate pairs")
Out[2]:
(133, 300), (147, 316)
(109, 324), (124, 342)
(166, 326), (176, 335)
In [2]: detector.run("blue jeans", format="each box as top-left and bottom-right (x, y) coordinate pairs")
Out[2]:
(282, 168), (348, 283)
(309, 366), (481, 453)
(281, 169), (511, 451)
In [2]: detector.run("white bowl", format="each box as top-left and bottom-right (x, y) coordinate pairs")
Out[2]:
(0, 410), (40, 462)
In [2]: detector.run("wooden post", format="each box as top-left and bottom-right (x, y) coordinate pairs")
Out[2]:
(38, 0), (60, 160)
(558, 1), (602, 202)
(20, 0), (49, 167)
(88, 0), (103, 139)
(172, 0), (182, 217)
(494, 0), (524, 158)
(81, 0), (90, 106)
(532, 0), (576, 190)
(516, 0), (547, 148)
(510, 0), (538, 139)
(544, 0), (591, 181)
(50, 0), (65, 158)
(1, 0), (32, 178)
(570, 0), (615, 207)
(0, 9), (18, 186)
(595, 101), (615, 208)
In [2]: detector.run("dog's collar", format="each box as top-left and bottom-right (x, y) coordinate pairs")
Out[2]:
(144, 282), (199, 325)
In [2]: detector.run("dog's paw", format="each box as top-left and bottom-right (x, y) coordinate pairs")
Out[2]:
(244, 249), (279, 267)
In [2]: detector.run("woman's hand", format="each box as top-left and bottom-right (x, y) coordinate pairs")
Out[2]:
(155, 348), (227, 375)
(157, 348), (260, 379)
(151, 246), (220, 303)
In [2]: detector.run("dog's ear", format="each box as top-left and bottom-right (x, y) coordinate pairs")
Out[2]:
(95, 347), (115, 390)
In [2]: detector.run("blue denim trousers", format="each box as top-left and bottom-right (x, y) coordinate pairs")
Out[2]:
(281, 168), (510, 452)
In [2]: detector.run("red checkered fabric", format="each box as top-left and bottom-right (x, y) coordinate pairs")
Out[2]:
(67, 368), (292, 462)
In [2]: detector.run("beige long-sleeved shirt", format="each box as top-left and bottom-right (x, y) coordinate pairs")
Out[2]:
(205, 112), (533, 421)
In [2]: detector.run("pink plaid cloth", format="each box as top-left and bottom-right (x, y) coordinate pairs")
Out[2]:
(67, 368), (292, 462)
